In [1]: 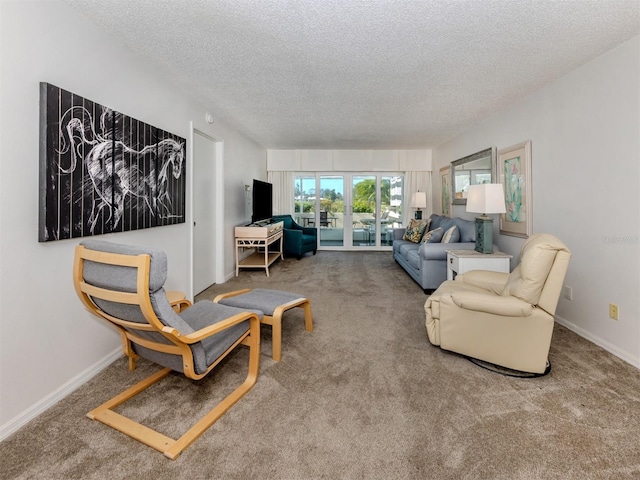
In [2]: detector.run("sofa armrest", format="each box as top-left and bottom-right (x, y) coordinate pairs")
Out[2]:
(420, 242), (476, 260)
(282, 228), (303, 251)
(450, 291), (534, 317)
(393, 228), (406, 240)
(301, 227), (317, 236)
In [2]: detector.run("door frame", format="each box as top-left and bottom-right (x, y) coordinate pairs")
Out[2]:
(189, 121), (225, 299)
(298, 172), (401, 251)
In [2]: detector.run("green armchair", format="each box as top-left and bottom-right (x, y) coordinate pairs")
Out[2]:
(272, 215), (317, 259)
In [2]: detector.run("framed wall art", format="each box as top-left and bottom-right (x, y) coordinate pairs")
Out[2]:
(498, 140), (532, 238)
(39, 83), (186, 242)
(440, 166), (451, 216)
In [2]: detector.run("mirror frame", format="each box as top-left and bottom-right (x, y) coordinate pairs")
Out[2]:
(451, 147), (496, 205)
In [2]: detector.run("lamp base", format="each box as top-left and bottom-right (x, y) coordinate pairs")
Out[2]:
(414, 211), (423, 220)
(475, 216), (493, 254)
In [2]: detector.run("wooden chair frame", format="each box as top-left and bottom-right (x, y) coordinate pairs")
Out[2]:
(73, 245), (260, 459)
(213, 289), (313, 362)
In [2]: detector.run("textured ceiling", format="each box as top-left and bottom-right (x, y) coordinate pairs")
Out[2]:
(65, 0), (639, 149)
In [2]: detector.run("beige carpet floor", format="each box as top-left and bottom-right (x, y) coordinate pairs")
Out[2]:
(1, 251), (639, 479)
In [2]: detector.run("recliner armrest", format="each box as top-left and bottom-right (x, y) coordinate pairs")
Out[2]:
(450, 291), (534, 317)
(457, 270), (509, 294)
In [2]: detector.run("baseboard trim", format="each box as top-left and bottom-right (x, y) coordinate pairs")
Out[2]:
(0, 348), (122, 442)
(555, 315), (640, 369)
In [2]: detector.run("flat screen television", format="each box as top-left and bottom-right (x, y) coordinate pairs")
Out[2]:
(251, 179), (273, 223)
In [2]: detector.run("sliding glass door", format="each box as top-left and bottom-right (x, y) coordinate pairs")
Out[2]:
(294, 176), (315, 228)
(351, 175), (376, 247)
(294, 173), (404, 250)
(319, 175), (344, 246)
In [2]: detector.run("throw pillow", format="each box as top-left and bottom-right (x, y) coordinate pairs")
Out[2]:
(403, 218), (429, 243)
(411, 217), (431, 236)
(441, 225), (460, 243)
(421, 227), (444, 243)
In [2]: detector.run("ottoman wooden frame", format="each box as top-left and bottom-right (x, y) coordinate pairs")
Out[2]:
(214, 289), (313, 361)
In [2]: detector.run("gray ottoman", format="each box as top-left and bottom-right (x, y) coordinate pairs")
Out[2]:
(213, 288), (313, 361)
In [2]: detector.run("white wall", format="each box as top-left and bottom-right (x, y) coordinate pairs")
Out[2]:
(432, 36), (640, 368)
(0, 1), (265, 437)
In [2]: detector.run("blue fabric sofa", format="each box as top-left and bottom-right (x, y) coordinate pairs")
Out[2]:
(393, 214), (478, 292)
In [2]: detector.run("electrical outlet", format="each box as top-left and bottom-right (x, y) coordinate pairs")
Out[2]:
(563, 286), (573, 301)
(609, 304), (619, 320)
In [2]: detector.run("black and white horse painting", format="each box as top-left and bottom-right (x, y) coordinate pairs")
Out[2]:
(39, 83), (186, 241)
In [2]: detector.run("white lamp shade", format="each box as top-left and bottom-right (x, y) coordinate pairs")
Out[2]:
(466, 184), (506, 214)
(410, 191), (427, 209)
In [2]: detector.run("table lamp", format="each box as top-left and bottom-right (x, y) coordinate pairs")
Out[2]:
(466, 184), (506, 254)
(411, 191), (427, 220)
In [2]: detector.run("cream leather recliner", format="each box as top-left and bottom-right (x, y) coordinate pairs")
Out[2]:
(424, 233), (571, 374)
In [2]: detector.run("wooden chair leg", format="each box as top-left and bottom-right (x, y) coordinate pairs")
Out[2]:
(165, 319), (260, 459)
(87, 319), (260, 460)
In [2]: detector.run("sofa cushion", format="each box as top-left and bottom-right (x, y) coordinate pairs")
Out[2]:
(428, 214), (446, 231)
(398, 241), (420, 257)
(421, 227), (444, 243)
(453, 218), (476, 243)
(442, 225), (460, 243)
(437, 217), (456, 234)
(403, 218), (429, 243)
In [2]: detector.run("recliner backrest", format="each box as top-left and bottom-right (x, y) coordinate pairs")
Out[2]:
(502, 233), (571, 314)
(78, 239), (209, 373)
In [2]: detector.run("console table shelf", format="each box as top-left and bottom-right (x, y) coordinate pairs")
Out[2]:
(235, 221), (284, 277)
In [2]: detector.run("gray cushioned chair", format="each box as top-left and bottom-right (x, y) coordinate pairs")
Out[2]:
(73, 240), (261, 459)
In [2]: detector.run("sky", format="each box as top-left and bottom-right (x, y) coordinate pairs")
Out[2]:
(298, 176), (391, 195)
(297, 176), (344, 195)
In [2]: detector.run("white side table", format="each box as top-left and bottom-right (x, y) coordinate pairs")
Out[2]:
(447, 249), (512, 281)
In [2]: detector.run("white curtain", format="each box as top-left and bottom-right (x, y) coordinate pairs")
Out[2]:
(269, 170), (433, 223)
(403, 171), (433, 226)
(267, 171), (294, 215)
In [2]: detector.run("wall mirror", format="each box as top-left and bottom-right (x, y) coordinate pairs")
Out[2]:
(451, 147), (496, 205)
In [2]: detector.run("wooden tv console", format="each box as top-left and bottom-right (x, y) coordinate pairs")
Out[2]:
(234, 221), (284, 277)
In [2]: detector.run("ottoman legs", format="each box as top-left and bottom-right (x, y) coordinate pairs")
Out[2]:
(261, 298), (313, 361)
(213, 289), (313, 361)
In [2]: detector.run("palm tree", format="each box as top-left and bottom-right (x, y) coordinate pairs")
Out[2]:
(353, 179), (390, 212)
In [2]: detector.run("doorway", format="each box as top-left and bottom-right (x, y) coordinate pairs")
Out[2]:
(191, 127), (222, 296)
